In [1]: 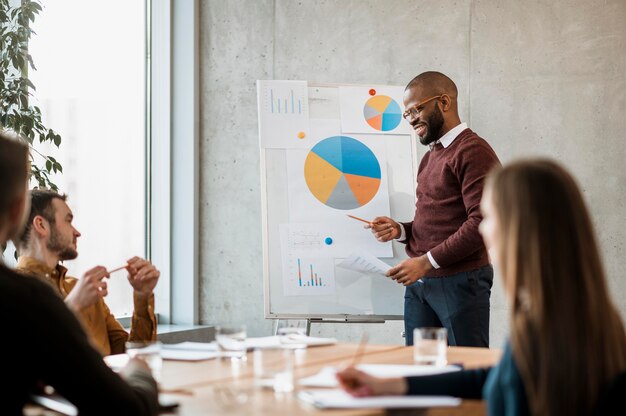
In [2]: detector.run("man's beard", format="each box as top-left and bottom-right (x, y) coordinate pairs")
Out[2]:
(47, 225), (78, 261)
(418, 104), (445, 146)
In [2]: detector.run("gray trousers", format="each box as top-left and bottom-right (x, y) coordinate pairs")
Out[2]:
(403, 265), (493, 347)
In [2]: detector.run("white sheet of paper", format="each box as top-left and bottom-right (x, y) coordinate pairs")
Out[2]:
(337, 252), (392, 277)
(298, 389), (461, 409)
(245, 335), (337, 350)
(285, 119), (392, 258)
(280, 222), (390, 260)
(279, 227), (337, 297)
(298, 364), (461, 388)
(103, 353), (129, 371)
(257, 80), (311, 149)
(161, 341), (218, 351)
(160, 349), (222, 361)
(339, 85), (411, 135)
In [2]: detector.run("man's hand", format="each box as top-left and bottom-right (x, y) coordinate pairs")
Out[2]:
(126, 256), (160, 298)
(65, 266), (109, 312)
(386, 255), (433, 286)
(366, 216), (402, 242)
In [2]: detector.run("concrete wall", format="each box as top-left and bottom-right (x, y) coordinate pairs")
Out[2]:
(198, 0), (626, 348)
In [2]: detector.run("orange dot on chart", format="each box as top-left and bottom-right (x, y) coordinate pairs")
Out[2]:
(369, 89), (376, 96)
(297, 131), (306, 139)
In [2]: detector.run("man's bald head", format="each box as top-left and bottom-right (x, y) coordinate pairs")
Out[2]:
(405, 71), (458, 100)
(403, 72), (462, 145)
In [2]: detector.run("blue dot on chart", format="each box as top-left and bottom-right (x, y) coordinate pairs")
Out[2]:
(325, 237), (333, 245)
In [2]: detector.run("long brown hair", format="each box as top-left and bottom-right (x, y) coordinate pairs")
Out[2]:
(486, 159), (626, 415)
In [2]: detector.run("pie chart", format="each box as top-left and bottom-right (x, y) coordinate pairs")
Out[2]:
(363, 95), (402, 131)
(304, 136), (381, 210)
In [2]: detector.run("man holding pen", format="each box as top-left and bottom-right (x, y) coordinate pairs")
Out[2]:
(15, 189), (160, 355)
(369, 71), (500, 347)
(0, 131), (158, 414)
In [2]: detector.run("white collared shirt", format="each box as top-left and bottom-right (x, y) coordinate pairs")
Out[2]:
(397, 122), (469, 269)
(435, 122), (468, 149)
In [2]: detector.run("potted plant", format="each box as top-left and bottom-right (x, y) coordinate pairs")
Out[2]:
(1, 0), (62, 190)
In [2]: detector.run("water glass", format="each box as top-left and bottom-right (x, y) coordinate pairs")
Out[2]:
(277, 320), (308, 349)
(413, 327), (447, 366)
(125, 341), (163, 382)
(215, 325), (247, 358)
(253, 346), (294, 393)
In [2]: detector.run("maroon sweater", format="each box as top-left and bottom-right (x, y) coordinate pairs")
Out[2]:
(401, 128), (500, 278)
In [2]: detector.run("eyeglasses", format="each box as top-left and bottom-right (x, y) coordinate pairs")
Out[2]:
(402, 95), (444, 120)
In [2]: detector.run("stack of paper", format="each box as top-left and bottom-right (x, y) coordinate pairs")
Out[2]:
(298, 364), (461, 388)
(298, 390), (461, 409)
(160, 341), (230, 361)
(245, 335), (337, 350)
(155, 336), (338, 362)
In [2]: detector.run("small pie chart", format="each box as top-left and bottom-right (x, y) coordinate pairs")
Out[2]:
(304, 136), (381, 210)
(363, 95), (402, 131)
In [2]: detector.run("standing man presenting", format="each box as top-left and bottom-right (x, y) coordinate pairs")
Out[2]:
(370, 71), (500, 347)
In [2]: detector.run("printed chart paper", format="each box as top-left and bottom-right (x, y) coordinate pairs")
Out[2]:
(257, 80), (311, 148)
(339, 85), (411, 135)
(286, 120), (392, 258)
(280, 224), (336, 296)
(337, 252), (391, 277)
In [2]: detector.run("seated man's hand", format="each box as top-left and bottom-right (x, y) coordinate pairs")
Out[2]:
(126, 256), (160, 298)
(65, 266), (109, 312)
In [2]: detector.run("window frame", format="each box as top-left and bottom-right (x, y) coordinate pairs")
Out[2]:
(149, 0), (199, 325)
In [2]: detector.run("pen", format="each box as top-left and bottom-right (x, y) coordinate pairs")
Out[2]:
(107, 264), (128, 275)
(343, 333), (369, 389)
(351, 332), (369, 367)
(347, 214), (373, 225)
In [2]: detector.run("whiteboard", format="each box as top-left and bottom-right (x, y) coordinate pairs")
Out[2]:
(260, 82), (423, 320)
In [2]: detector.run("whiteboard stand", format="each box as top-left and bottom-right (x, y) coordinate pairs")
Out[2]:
(260, 82), (421, 326)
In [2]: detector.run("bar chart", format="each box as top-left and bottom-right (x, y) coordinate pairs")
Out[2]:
(297, 258), (327, 287)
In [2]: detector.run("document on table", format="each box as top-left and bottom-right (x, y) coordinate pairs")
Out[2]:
(298, 390), (461, 409)
(155, 337), (338, 361)
(161, 341), (218, 351)
(298, 364), (462, 388)
(244, 335), (338, 349)
(337, 252), (392, 277)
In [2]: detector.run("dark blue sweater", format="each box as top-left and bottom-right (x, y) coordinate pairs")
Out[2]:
(407, 342), (529, 416)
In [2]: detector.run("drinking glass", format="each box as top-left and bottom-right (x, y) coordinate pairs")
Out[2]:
(413, 327), (447, 366)
(215, 325), (247, 359)
(277, 320), (308, 349)
(253, 346), (294, 393)
(125, 341), (163, 382)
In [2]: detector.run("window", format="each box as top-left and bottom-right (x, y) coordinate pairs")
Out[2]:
(29, 1), (147, 316)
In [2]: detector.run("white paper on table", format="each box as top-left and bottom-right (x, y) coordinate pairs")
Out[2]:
(298, 364), (461, 388)
(160, 349), (223, 361)
(337, 252), (392, 277)
(161, 341), (218, 352)
(298, 389), (461, 409)
(245, 335), (338, 350)
(104, 353), (129, 371)
(257, 80), (311, 149)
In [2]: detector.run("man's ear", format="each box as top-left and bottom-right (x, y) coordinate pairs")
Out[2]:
(32, 215), (49, 236)
(439, 94), (452, 112)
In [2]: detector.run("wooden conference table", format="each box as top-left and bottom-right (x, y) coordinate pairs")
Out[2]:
(157, 343), (502, 416)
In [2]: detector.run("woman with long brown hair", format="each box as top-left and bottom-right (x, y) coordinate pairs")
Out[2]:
(337, 159), (626, 415)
